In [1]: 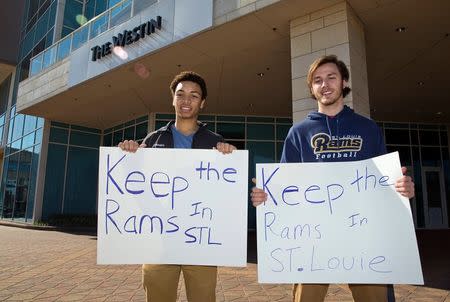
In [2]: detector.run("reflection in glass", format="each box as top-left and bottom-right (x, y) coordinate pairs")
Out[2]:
(30, 54), (43, 76)
(57, 36), (72, 61)
(110, 0), (131, 27)
(71, 26), (89, 51)
(14, 150), (33, 219)
(3, 153), (19, 218)
(90, 14), (108, 39)
(42, 45), (57, 69)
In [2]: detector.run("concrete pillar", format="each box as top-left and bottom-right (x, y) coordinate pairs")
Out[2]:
(53, 0), (67, 42)
(290, 1), (370, 123)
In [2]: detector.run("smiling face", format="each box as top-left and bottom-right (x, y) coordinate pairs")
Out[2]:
(172, 81), (205, 120)
(310, 62), (347, 113)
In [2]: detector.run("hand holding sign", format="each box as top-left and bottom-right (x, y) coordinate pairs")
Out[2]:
(256, 152), (423, 284)
(97, 148), (248, 266)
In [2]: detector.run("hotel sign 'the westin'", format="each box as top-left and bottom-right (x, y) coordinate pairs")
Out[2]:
(90, 16), (162, 62)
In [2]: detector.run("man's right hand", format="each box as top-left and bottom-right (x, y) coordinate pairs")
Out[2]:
(118, 140), (146, 153)
(251, 178), (267, 207)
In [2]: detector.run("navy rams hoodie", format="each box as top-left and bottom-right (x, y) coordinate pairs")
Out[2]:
(281, 105), (386, 163)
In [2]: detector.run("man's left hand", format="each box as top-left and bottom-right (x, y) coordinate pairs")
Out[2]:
(395, 167), (415, 199)
(215, 142), (236, 154)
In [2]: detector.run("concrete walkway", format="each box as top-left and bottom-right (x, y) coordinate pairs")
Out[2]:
(0, 225), (449, 301)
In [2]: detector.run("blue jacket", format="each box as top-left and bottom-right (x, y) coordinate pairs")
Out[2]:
(281, 105), (386, 163)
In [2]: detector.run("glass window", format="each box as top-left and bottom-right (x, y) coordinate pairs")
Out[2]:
(247, 124), (274, 140)
(63, 147), (99, 215)
(85, 0), (96, 19)
(440, 131), (448, 146)
(419, 130), (440, 146)
(42, 144), (67, 219)
(411, 129), (419, 145)
(14, 150), (33, 219)
(198, 115), (215, 121)
(276, 124), (291, 141)
(12, 114), (25, 141)
(247, 141), (275, 176)
(110, 0), (131, 27)
(135, 122), (148, 141)
(12, 138), (22, 149)
(37, 117), (45, 129)
(227, 140), (245, 150)
(30, 54), (43, 76)
(384, 128), (410, 145)
(386, 145), (411, 166)
(217, 123), (244, 140)
(103, 133), (112, 146)
(51, 121), (69, 128)
(61, 26), (74, 39)
(32, 37), (46, 57)
(57, 36), (72, 61)
(90, 14), (108, 38)
(71, 125), (101, 133)
(21, 27), (36, 59)
(217, 116), (245, 122)
(34, 9), (50, 44)
(63, 0), (83, 29)
(23, 115), (37, 135)
(136, 115), (148, 123)
(123, 126), (135, 140)
(49, 127), (69, 144)
(3, 153), (20, 218)
(154, 121), (167, 131)
(45, 27), (54, 47)
(22, 132), (35, 149)
(69, 131), (101, 148)
(133, 0), (157, 14)
(42, 45), (57, 69)
(35, 128), (43, 144)
(276, 142), (284, 162)
(155, 114), (175, 120)
(276, 117), (292, 124)
(112, 130), (123, 146)
(95, 0), (108, 15)
(247, 117), (274, 123)
(71, 26), (89, 51)
(421, 147), (441, 167)
(48, 1), (57, 32)
(38, 0), (51, 18)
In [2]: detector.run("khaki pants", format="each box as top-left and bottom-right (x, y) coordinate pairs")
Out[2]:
(293, 284), (387, 302)
(142, 264), (217, 302)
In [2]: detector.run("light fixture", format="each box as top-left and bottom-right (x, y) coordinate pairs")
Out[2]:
(396, 26), (406, 32)
(418, 81), (424, 86)
(257, 72), (264, 77)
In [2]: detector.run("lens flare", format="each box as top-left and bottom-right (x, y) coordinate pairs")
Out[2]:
(134, 63), (150, 79)
(112, 46), (128, 60)
(75, 14), (88, 25)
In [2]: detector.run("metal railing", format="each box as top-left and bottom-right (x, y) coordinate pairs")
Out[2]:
(29, 0), (158, 78)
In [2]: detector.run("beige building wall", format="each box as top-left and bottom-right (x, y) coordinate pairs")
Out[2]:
(290, 1), (370, 123)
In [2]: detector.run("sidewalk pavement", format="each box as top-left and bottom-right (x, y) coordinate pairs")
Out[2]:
(0, 224), (449, 302)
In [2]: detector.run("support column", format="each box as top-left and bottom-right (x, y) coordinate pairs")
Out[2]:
(53, 0), (67, 42)
(290, 1), (370, 123)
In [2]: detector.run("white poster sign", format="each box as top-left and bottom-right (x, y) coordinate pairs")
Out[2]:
(97, 148), (248, 266)
(256, 152), (423, 284)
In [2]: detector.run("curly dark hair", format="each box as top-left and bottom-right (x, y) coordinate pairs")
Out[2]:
(307, 55), (351, 98)
(170, 71), (207, 100)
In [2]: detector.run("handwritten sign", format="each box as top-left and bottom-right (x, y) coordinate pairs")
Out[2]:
(256, 152), (423, 284)
(97, 147), (248, 266)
